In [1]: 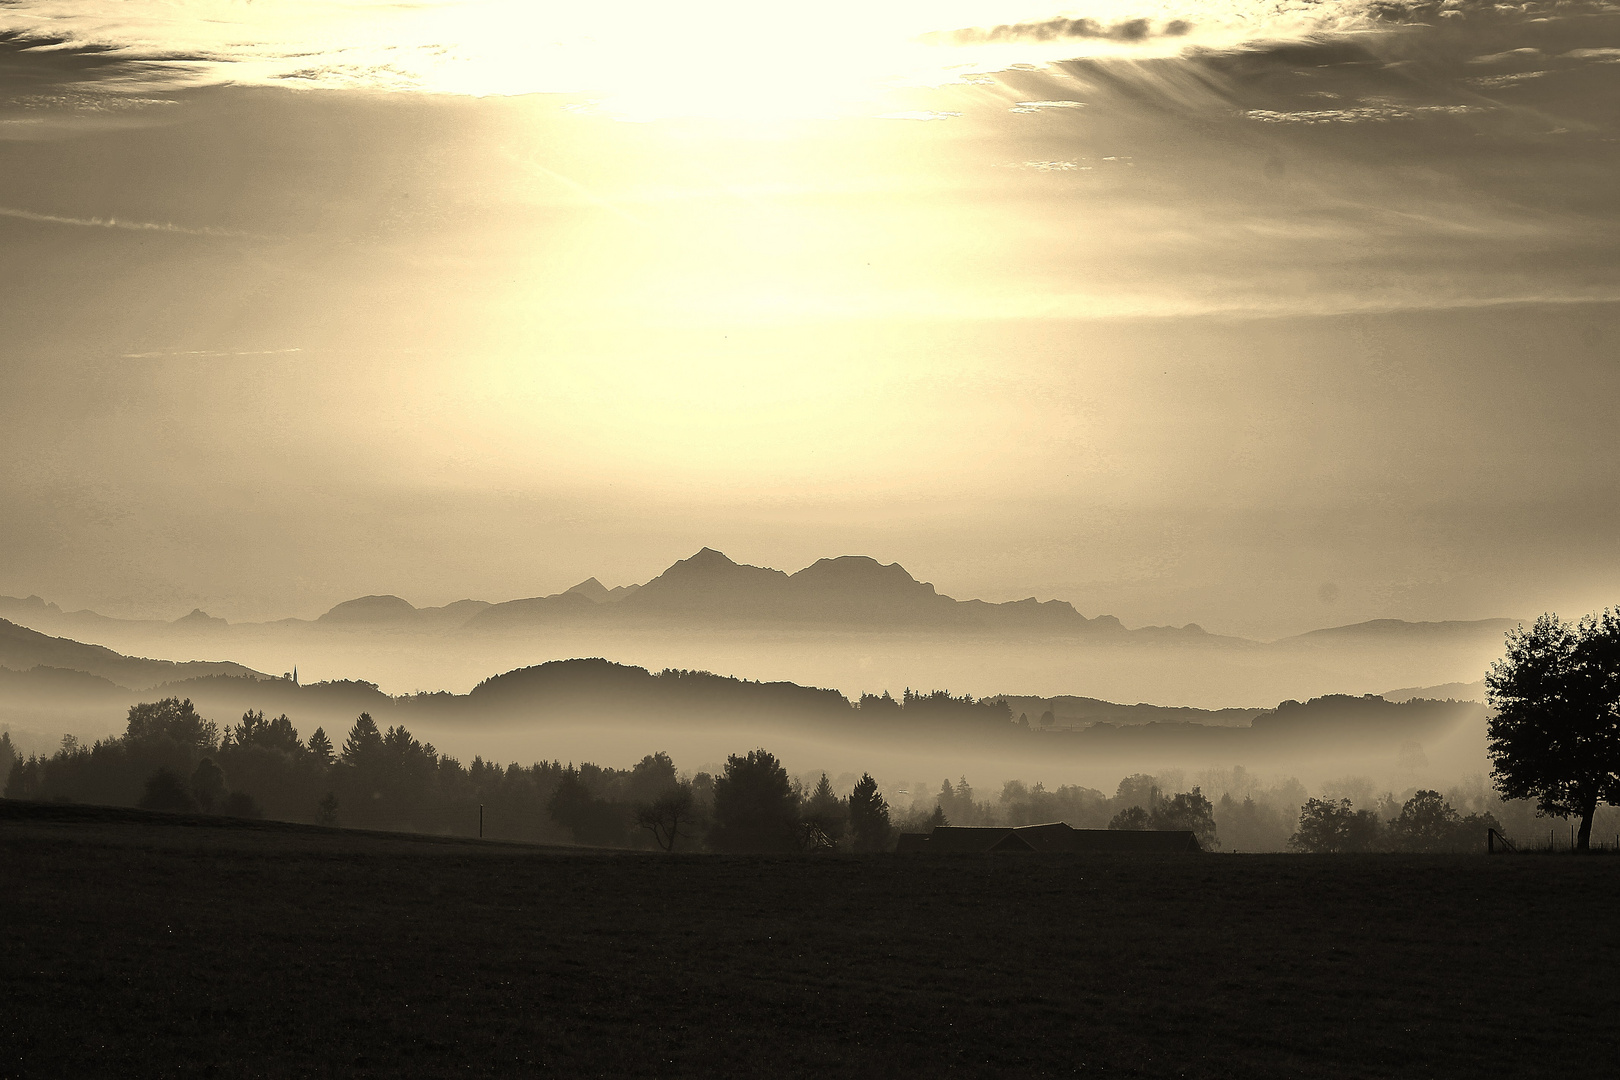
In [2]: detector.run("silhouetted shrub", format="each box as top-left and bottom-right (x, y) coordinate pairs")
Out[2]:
(221, 791), (262, 819)
(191, 758), (227, 813)
(139, 769), (197, 812)
(547, 768), (629, 846)
(1109, 806), (1151, 830)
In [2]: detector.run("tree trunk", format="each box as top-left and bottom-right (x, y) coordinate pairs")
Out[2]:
(1577, 798), (1596, 852)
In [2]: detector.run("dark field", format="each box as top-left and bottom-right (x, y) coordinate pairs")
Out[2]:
(3, 804), (1616, 1078)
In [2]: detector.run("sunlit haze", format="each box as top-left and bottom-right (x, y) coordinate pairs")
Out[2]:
(3, 0), (1618, 646)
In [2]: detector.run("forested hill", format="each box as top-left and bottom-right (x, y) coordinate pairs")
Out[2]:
(467, 659), (854, 721)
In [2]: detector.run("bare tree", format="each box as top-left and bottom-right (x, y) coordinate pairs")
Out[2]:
(636, 785), (695, 852)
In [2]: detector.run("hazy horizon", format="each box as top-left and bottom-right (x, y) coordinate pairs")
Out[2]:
(4, 0), (1618, 646)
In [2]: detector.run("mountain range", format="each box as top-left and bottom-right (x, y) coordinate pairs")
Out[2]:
(0, 547), (1519, 645)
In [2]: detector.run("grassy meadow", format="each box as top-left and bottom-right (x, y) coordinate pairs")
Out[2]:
(3, 802), (1616, 1078)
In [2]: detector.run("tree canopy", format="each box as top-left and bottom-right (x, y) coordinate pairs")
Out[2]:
(708, 749), (800, 853)
(1486, 610), (1620, 850)
(1289, 798), (1383, 853)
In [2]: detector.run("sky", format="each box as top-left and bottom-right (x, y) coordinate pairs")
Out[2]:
(1, 0), (1618, 640)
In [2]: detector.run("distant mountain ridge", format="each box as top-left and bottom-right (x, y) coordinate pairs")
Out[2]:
(468, 548), (1153, 636)
(0, 617), (266, 691)
(1275, 619), (1518, 648)
(1, 551), (1519, 644)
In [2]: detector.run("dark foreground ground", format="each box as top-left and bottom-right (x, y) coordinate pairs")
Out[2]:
(3, 802), (1616, 1078)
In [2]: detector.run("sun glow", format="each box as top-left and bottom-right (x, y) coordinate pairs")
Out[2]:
(7, 0), (1389, 121)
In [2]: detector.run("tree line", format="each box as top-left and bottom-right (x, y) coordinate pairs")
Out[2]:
(2, 697), (1224, 850)
(0, 699), (909, 851)
(0, 698), (1552, 854)
(13, 595), (1620, 856)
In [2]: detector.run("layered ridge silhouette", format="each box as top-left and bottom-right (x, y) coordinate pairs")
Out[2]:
(0, 618), (1482, 761)
(8, 547), (1514, 643)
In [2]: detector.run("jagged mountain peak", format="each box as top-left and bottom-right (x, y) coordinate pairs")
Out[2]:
(566, 577), (611, 602)
(172, 608), (227, 628)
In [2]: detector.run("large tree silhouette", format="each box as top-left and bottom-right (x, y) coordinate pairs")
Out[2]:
(1487, 611), (1620, 850)
(707, 749), (800, 853)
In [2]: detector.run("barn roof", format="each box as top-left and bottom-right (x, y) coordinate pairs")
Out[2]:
(900, 822), (1201, 854)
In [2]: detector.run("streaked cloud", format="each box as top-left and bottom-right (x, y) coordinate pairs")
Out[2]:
(0, 204), (257, 236)
(876, 110), (960, 121)
(1245, 104), (1479, 124)
(927, 17), (1192, 46)
(1010, 99), (1085, 113)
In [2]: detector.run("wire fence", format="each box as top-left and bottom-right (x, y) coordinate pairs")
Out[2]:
(1489, 827), (1620, 854)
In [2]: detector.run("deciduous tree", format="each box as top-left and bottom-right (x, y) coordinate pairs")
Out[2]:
(1487, 611), (1620, 851)
(636, 785), (695, 852)
(1289, 798), (1382, 853)
(126, 698), (217, 753)
(1151, 787), (1219, 850)
(1108, 805), (1150, 831)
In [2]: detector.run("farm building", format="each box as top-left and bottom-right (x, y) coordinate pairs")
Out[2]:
(895, 822), (1202, 853)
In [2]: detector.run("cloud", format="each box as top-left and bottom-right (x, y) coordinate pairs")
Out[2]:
(1245, 104), (1479, 123)
(927, 18), (1193, 47)
(876, 110), (960, 121)
(119, 349), (303, 359)
(1002, 160), (1091, 170)
(1463, 71), (1545, 89)
(0, 204), (256, 237)
(1467, 48), (1542, 66)
(1010, 99), (1086, 113)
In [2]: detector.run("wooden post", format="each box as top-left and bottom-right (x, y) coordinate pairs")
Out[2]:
(479, 803), (484, 839)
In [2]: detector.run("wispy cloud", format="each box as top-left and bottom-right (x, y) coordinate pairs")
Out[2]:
(1010, 100), (1085, 113)
(0, 204), (256, 237)
(927, 17), (1192, 47)
(119, 349), (304, 359)
(1245, 104), (1479, 124)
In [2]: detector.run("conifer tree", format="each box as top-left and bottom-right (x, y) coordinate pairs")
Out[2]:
(848, 773), (892, 852)
(340, 713), (383, 766)
(803, 771), (847, 846)
(307, 727), (335, 767)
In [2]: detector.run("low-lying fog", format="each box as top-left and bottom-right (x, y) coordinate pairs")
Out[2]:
(11, 619), (1505, 709)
